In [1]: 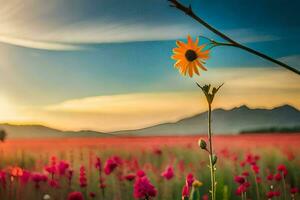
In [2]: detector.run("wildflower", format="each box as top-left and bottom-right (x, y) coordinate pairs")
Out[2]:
(79, 165), (87, 188)
(171, 35), (210, 77)
(192, 180), (203, 188)
(274, 173), (282, 181)
(43, 194), (51, 200)
(290, 187), (299, 194)
(124, 173), (136, 181)
(266, 191), (274, 199)
(20, 170), (31, 185)
(235, 184), (247, 196)
(182, 185), (190, 200)
(256, 176), (262, 183)
(67, 169), (73, 187)
(252, 164), (260, 174)
(161, 165), (174, 180)
(136, 169), (146, 178)
(277, 164), (288, 176)
(10, 166), (23, 177)
(67, 191), (84, 200)
(274, 191), (280, 197)
(48, 179), (59, 188)
(234, 176), (245, 184)
(57, 161), (69, 176)
(104, 156), (122, 175)
(31, 173), (48, 189)
(241, 171), (249, 177)
(95, 157), (102, 170)
(133, 176), (157, 199)
(267, 173), (273, 181)
(186, 173), (195, 187)
(89, 192), (96, 198)
(0, 170), (6, 189)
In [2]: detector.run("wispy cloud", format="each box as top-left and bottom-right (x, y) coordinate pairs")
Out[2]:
(0, 0), (283, 50)
(5, 67), (296, 132)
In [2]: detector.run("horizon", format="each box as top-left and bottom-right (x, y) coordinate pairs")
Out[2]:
(0, 0), (299, 132)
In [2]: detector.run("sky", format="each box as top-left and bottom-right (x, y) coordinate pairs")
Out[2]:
(0, 0), (299, 132)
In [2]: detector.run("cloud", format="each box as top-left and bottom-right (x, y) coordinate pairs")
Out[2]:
(0, 0), (283, 50)
(8, 67), (296, 132)
(224, 28), (281, 43)
(0, 35), (82, 51)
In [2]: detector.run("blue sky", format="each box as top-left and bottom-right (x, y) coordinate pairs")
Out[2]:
(0, 0), (299, 131)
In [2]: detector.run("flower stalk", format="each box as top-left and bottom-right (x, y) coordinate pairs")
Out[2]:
(197, 83), (223, 200)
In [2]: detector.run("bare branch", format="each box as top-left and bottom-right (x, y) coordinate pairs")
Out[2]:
(169, 0), (300, 75)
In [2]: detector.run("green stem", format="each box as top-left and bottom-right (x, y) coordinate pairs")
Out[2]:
(208, 103), (216, 200)
(255, 176), (260, 200)
(282, 173), (287, 200)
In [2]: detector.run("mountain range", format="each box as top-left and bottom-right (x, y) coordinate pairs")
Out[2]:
(1, 105), (299, 138)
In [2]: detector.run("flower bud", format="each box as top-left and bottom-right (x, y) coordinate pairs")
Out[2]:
(198, 139), (207, 150)
(212, 154), (218, 166)
(192, 180), (203, 188)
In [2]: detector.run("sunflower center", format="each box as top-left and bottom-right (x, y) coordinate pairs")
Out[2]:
(185, 49), (198, 61)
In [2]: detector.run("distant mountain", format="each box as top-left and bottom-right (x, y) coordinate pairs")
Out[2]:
(0, 124), (111, 139)
(1, 105), (299, 138)
(112, 105), (300, 135)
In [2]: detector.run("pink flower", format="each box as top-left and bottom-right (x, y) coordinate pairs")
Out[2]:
(256, 176), (262, 183)
(161, 165), (174, 180)
(266, 191), (274, 198)
(241, 171), (249, 177)
(104, 156), (122, 175)
(136, 170), (146, 178)
(79, 166), (87, 188)
(235, 184), (246, 196)
(185, 173), (194, 187)
(57, 161), (69, 176)
(182, 185), (189, 199)
(95, 157), (102, 170)
(31, 173), (47, 189)
(48, 179), (59, 188)
(133, 176), (157, 199)
(20, 170), (31, 185)
(274, 191), (280, 197)
(67, 191), (84, 200)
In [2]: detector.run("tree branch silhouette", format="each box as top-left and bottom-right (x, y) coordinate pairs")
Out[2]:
(168, 0), (300, 75)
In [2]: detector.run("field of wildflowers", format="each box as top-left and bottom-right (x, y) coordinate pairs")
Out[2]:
(0, 135), (299, 200)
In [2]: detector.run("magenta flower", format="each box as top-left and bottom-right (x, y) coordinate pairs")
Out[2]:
(67, 191), (84, 200)
(79, 166), (87, 188)
(291, 187), (299, 194)
(104, 156), (122, 175)
(185, 173), (194, 187)
(0, 170), (6, 189)
(234, 176), (245, 184)
(161, 165), (174, 180)
(136, 169), (146, 178)
(57, 161), (69, 176)
(31, 173), (48, 189)
(133, 176), (157, 199)
(252, 164), (260, 174)
(20, 170), (31, 185)
(182, 184), (190, 199)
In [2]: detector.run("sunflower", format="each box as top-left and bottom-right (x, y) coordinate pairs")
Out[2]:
(171, 35), (210, 77)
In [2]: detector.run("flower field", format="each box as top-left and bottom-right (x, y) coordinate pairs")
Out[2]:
(0, 134), (299, 200)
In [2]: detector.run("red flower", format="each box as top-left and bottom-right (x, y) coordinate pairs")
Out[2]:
(290, 187), (299, 194)
(234, 176), (245, 184)
(241, 171), (249, 177)
(89, 192), (96, 198)
(252, 165), (260, 174)
(161, 165), (175, 180)
(235, 184), (246, 196)
(267, 173), (273, 181)
(274, 173), (282, 181)
(277, 164), (288, 177)
(133, 176), (157, 199)
(95, 157), (102, 170)
(67, 191), (84, 200)
(274, 191), (280, 197)
(124, 173), (136, 181)
(266, 191), (274, 198)
(256, 176), (262, 183)
(57, 161), (69, 176)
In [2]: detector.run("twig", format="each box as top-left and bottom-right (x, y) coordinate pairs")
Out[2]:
(168, 0), (300, 75)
